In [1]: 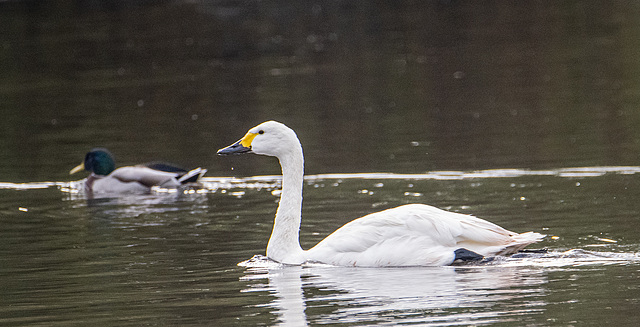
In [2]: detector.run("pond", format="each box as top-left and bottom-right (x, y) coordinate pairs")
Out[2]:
(2, 1), (640, 326)
(2, 170), (640, 326)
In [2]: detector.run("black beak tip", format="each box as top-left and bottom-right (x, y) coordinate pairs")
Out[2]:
(217, 142), (251, 156)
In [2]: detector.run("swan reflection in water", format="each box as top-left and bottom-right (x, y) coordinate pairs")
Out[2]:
(241, 261), (548, 326)
(240, 250), (639, 326)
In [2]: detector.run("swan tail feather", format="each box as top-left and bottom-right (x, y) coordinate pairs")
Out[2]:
(497, 232), (546, 256)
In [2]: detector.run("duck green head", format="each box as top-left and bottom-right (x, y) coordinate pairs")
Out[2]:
(69, 148), (116, 176)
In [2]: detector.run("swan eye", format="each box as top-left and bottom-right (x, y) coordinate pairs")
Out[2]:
(258, 130), (264, 134)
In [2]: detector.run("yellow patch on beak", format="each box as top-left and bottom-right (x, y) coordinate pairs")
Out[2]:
(69, 162), (85, 175)
(239, 132), (258, 148)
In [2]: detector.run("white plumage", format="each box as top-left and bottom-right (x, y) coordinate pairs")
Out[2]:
(218, 121), (544, 266)
(306, 204), (543, 266)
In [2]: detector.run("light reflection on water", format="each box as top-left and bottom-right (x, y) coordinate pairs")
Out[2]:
(2, 166), (640, 326)
(12, 165), (635, 196)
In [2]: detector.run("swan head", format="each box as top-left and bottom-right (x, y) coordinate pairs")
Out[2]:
(217, 121), (301, 158)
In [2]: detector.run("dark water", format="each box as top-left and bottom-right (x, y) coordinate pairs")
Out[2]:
(2, 1), (640, 326)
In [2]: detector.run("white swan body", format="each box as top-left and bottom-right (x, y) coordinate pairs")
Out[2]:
(306, 204), (543, 266)
(218, 121), (544, 266)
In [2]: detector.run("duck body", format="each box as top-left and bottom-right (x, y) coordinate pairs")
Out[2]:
(70, 148), (206, 194)
(218, 121), (544, 267)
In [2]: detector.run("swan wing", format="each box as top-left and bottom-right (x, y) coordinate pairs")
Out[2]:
(306, 204), (543, 266)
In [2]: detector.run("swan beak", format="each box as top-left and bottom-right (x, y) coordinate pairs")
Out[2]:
(217, 132), (256, 155)
(69, 162), (85, 175)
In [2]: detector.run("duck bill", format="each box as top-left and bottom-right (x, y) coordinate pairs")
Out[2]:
(217, 140), (252, 155)
(69, 162), (85, 174)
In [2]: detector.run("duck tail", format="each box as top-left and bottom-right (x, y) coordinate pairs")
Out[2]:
(178, 167), (207, 184)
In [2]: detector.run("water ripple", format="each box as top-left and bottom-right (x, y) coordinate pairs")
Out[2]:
(237, 249), (640, 270)
(2, 166), (639, 193)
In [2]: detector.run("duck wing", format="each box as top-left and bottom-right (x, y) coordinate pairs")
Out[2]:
(143, 162), (206, 184)
(108, 166), (184, 187)
(143, 161), (187, 173)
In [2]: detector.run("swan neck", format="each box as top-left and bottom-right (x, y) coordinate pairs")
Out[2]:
(267, 146), (305, 264)
(279, 151), (304, 213)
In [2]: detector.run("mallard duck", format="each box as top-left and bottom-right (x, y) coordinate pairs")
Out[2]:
(218, 121), (544, 266)
(69, 148), (207, 194)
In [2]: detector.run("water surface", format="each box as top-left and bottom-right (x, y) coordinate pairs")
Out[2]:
(2, 1), (640, 326)
(2, 169), (640, 326)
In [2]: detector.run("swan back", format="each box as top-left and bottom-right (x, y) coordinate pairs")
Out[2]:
(306, 204), (545, 266)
